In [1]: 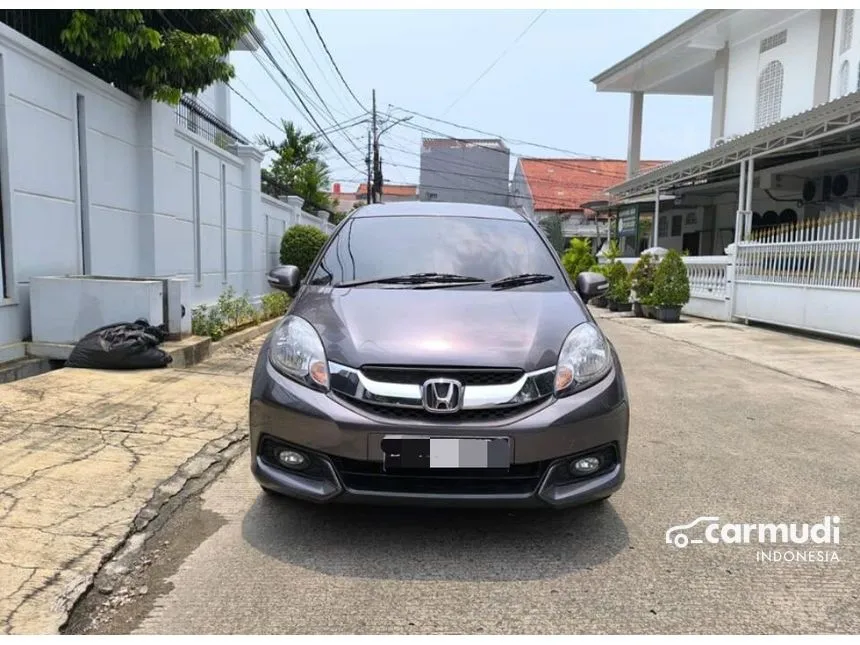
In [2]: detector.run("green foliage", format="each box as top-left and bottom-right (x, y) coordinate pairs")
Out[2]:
(258, 120), (334, 212)
(651, 249), (690, 307)
(191, 286), (259, 341)
(561, 238), (596, 280)
(600, 239), (621, 263)
(59, 10), (255, 104)
(604, 260), (630, 303)
(280, 224), (329, 277)
(539, 215), (566, 255)
(629, 253), (657, 303)
(261, 291), (291, 320)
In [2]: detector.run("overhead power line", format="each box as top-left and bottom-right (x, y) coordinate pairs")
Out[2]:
(305, 9), (368, 113)
(391, 105), (612, 160)
(441, 10), (547, 116)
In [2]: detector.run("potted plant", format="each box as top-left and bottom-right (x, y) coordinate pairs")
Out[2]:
(629, 253), (657, 318)
(649, 248), (690, 322)
(604, 260), (632, 312)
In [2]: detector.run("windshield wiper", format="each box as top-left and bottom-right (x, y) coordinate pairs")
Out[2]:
(333, 272), (487, 288)
(490, 273), (555, 290)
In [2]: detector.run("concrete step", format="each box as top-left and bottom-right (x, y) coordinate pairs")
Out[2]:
(0, 356), (62, 384)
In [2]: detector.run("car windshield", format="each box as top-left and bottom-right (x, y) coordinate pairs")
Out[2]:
(308, 215), (565, 289)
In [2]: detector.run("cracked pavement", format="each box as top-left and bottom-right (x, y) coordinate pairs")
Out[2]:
(0, 336), (264, 634)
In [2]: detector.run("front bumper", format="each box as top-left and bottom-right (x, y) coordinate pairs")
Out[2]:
(249, 348), (629, 509)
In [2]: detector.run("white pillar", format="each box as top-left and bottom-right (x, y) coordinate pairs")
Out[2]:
(236, 144), (266, 298)
(627, 91), (644, 179)
(734, 160), (747, 246)
(653, 187), (661, 248)
(744, 157), (755, 239)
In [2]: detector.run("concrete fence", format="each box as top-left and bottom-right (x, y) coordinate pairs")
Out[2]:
(0, 23), (334, 361)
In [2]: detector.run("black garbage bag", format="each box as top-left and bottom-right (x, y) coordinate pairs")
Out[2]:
(66, 319), (173, 370)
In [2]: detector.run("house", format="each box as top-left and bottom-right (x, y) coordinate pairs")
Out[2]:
(419, 138), (510, 207)
(591, 8), (860, 341)
(510, 158), (667, 243)
(355, 182), (418, 204)
(327, 183), (364, 214)
(0, 14), (334, 364)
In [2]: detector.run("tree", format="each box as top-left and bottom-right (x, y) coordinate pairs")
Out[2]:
(258, 119), (334, 213)
(539, 214), (566, 255)
(58, 10), (255, 104)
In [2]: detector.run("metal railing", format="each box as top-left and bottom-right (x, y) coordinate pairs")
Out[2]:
(738, 211), (860, 289)
(175, 96), (249, 151)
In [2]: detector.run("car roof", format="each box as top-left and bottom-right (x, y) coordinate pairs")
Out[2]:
(351, 201), (526, 221)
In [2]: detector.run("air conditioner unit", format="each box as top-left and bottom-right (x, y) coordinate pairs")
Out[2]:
(760, 172), (805, 192)
(712, 133), (740, 147)
(801, 171), (860, 203)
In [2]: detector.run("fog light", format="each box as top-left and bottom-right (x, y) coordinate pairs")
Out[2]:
(571, 456), (601, 475)
(278, 450), (307, 469)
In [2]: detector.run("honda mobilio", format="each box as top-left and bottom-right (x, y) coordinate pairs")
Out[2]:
(249, 201), (629, 508)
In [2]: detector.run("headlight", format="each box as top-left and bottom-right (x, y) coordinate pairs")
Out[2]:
(554, 322), (611, 397)
(269, 315), (329, 390)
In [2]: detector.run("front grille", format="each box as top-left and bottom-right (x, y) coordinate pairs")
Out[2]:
(331, 456), (548, 495)
(360, 365), (524, 386)
(332, 392), (551, 423)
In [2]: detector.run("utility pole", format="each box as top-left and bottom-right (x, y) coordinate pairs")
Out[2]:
(365, 130), (372, 205)
(371, 89), (380, 204)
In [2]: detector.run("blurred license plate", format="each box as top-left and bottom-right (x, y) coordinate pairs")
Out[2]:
(381, 436), (510, 469)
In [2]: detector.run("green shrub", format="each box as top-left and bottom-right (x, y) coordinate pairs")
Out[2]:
(561, 238), (596, 280)
(191, 286), (259, 341)
(629, 253), (657, 303)
(280, 224), (328, 278)
(650, 249), (690, 307)
(261, 291), (291, 320)
(604, 260), (630, 303)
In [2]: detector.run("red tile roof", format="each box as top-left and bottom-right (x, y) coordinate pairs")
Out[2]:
(355, 183), (418, 198)
(519, 158), (668, 212)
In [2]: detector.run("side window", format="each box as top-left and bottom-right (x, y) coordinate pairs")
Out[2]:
(839, 60), (851, 96)
(755, 60), (784, 129)
(841, 9), (854, 55)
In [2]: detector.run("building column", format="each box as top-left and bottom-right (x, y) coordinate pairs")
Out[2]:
(710, 44), (729, 144)
(235, 144), (266, 299)
(814, 10), (838, 105)
(136, 100), (179, 278)
(627, 91), (644, 179)
(653, 187), (661, 248)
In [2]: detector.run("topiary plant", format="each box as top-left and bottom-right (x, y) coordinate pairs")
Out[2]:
(651, 249), (690, 308)
(280, 224), (328, 278)
(605, 260), (631, 304)
(561, 237), (596, 280)
(629, 253), (657, 304)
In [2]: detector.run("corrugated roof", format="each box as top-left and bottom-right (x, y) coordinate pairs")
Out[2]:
(355, 183), (418, 198)
(519, 158), (668, 211)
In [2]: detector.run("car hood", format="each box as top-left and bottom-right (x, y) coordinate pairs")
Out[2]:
(288, 286), (589, 371)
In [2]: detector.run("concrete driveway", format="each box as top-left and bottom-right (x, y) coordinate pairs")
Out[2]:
(68, 317), (860, 634)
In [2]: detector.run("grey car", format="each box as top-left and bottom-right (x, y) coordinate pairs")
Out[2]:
(249, 202), (629, 508)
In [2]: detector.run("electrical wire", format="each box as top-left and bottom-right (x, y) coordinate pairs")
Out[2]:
(305, 9), (368, 113)
(441, 10), (547, 116)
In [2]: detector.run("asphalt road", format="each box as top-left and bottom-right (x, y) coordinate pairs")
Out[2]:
(76, 318), (860, 634)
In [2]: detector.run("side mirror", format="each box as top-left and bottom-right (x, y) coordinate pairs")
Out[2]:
(267, 265), (301, 296)
(575, 271), (609, 303)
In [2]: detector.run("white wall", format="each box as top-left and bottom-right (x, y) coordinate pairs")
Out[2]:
(724, 10), (822, 136)
(509, 162), (534, 219)
(0, 24), (333, 352)
(830, 9), (860, 98)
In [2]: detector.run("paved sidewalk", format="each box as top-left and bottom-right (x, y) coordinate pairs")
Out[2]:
(0, 336), (264, 634)
(590, 308), (860, 395)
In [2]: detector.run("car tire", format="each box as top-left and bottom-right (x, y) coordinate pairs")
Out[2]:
(260, 485), (281, 498)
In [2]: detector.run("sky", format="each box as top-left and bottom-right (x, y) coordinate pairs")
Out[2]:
(228, 9), (713, 192)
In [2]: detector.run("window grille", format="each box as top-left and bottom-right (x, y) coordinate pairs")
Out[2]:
(755, 60), (784, 129)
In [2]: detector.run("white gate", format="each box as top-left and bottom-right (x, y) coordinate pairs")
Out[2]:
(733, 212), (860, 340)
